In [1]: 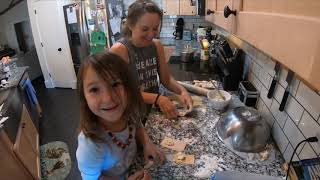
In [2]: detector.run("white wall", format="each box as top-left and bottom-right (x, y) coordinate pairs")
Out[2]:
(0, 1), (30, 52)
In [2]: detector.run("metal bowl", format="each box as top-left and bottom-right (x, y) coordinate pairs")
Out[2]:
(216, 106), (270, 153)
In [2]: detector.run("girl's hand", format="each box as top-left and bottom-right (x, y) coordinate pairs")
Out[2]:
(128, 170), (151, 180)
(179, 91), (193, 111)
(143, 141), (165, 166)
(157, 96), (178, 119)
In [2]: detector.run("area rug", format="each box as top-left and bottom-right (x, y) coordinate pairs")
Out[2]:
(40, 141), (71, 180)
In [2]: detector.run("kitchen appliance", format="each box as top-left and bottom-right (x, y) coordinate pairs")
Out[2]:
(238, 81), (259, 108)
(173, 18), (184, 40)
(216, 106), (270, 153)
(63, 1), (108, 74)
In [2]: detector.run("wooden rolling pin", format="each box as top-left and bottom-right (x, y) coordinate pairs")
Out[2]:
(178, 81), (209, 96)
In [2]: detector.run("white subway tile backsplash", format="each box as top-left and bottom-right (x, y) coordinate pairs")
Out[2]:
(259, 69), (272, 89)
(270, 99), (288, 128)
(278, 68), (288, 88)
(283, 117), (305, 153)
(274, 84), (285, 104)
(285, 96), (304, 125)
(261, 86), (273, 108)
(272, 122), (289, 153)
(299, 143), (318, 160)
(298, 111), (320, 155)
(283, 144), (300, 162)
(248, 71), (262, 92)
(296, 82), (320, 120)
(251, 61), (261, 78)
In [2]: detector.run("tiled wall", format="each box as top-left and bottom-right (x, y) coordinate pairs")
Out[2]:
(218, 28), (320, 162)
(160, 15), (211, 38)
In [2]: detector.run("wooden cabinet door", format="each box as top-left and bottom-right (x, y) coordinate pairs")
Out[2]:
(205, 0), (234, 32)
(163, 0), (180, 15)
(233, 0), (320, 91)
(0, 130), (32, 180)
(14, 105), (41, 180)
(180, 0), (197, 15)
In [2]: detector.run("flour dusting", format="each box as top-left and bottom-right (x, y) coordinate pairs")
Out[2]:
(193, 155), (226, 178)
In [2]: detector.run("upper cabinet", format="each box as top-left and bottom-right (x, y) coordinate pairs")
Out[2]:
(206, 0), (320, 91)
(163, 0), (197, 15)
(205, 0), (234, 32)
(179, 0), (197, 15)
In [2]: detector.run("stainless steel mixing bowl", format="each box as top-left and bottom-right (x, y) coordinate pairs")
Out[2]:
(216, 106), (270, 153)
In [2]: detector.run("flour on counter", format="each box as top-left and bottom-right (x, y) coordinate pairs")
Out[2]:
(193, 154), (227, 178)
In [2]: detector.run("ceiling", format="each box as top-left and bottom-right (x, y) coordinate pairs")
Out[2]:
(0, 0), (24, 15)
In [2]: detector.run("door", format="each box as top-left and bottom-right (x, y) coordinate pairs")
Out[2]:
(180, 0), (196, 15)
(33, 1), (77, 88)
(163, 0), (180, 15)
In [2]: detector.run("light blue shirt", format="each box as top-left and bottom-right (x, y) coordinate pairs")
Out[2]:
(76, 126), (137, 180)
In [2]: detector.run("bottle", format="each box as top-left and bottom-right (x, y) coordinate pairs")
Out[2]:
(200, 39), (209, 73)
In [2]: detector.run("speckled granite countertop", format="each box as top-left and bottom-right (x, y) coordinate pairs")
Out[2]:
(0, 66), (28, 92)
(131, 91), (286, 179)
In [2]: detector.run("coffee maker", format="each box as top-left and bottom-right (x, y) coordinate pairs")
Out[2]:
(173, 18), (184, 40)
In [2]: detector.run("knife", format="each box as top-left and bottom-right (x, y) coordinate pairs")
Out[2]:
(267, 62), (281, 99)
(279, 70), (294, 111)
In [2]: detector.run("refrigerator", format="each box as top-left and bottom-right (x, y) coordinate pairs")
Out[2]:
(63, 0), (109, 74)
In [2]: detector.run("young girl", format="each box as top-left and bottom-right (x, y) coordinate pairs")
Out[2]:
(76, 52), (164, 180)
(111, 0), (193, 120)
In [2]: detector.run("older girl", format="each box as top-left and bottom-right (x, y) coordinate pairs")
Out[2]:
(111, 0), (193, 120)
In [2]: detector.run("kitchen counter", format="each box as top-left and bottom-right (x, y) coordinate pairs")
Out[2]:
(131, 89), (286, 179)
(0, 66), (40, 143)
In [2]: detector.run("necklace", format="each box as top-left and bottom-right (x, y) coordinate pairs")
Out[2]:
(103, 122), (133, 149)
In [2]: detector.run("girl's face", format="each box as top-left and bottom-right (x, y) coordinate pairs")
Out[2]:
(83, 66), (127, 125)
(130, 12), (161, 47)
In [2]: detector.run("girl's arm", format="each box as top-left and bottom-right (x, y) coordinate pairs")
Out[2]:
(135, 127), (165, 163)
(153, 39), (193, 109)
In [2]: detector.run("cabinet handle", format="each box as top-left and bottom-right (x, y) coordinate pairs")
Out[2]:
(224, 6), (236, 18)
(207, 9), (215, 15)
(58, 48), (62, 51)
(22, 122), (26, 128)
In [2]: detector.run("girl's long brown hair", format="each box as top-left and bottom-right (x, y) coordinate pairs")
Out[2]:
(122, 0), (163, 37)
(77, 52), (145, 142)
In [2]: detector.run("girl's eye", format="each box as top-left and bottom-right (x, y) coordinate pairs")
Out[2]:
(142, 27), (148, 31)
(89, 87), (99, 93)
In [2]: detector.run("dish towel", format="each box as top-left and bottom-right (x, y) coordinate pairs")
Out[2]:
(23, 78), (39, 106)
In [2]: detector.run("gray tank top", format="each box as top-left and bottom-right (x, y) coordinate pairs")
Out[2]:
(118, 38), (159, 94)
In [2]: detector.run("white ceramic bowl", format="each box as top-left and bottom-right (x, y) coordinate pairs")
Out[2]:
(207, 90), (231, 110)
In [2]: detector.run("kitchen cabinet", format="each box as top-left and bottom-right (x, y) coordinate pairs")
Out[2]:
(163, 0), (196, 15)
(206, 0), (320, 91)
(179, 0), (197, 15)
(0, 130), (33, 179)
(205, 0), (233, 32)
(163, 0), (179, 15)
(0, 105), (40, 179)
